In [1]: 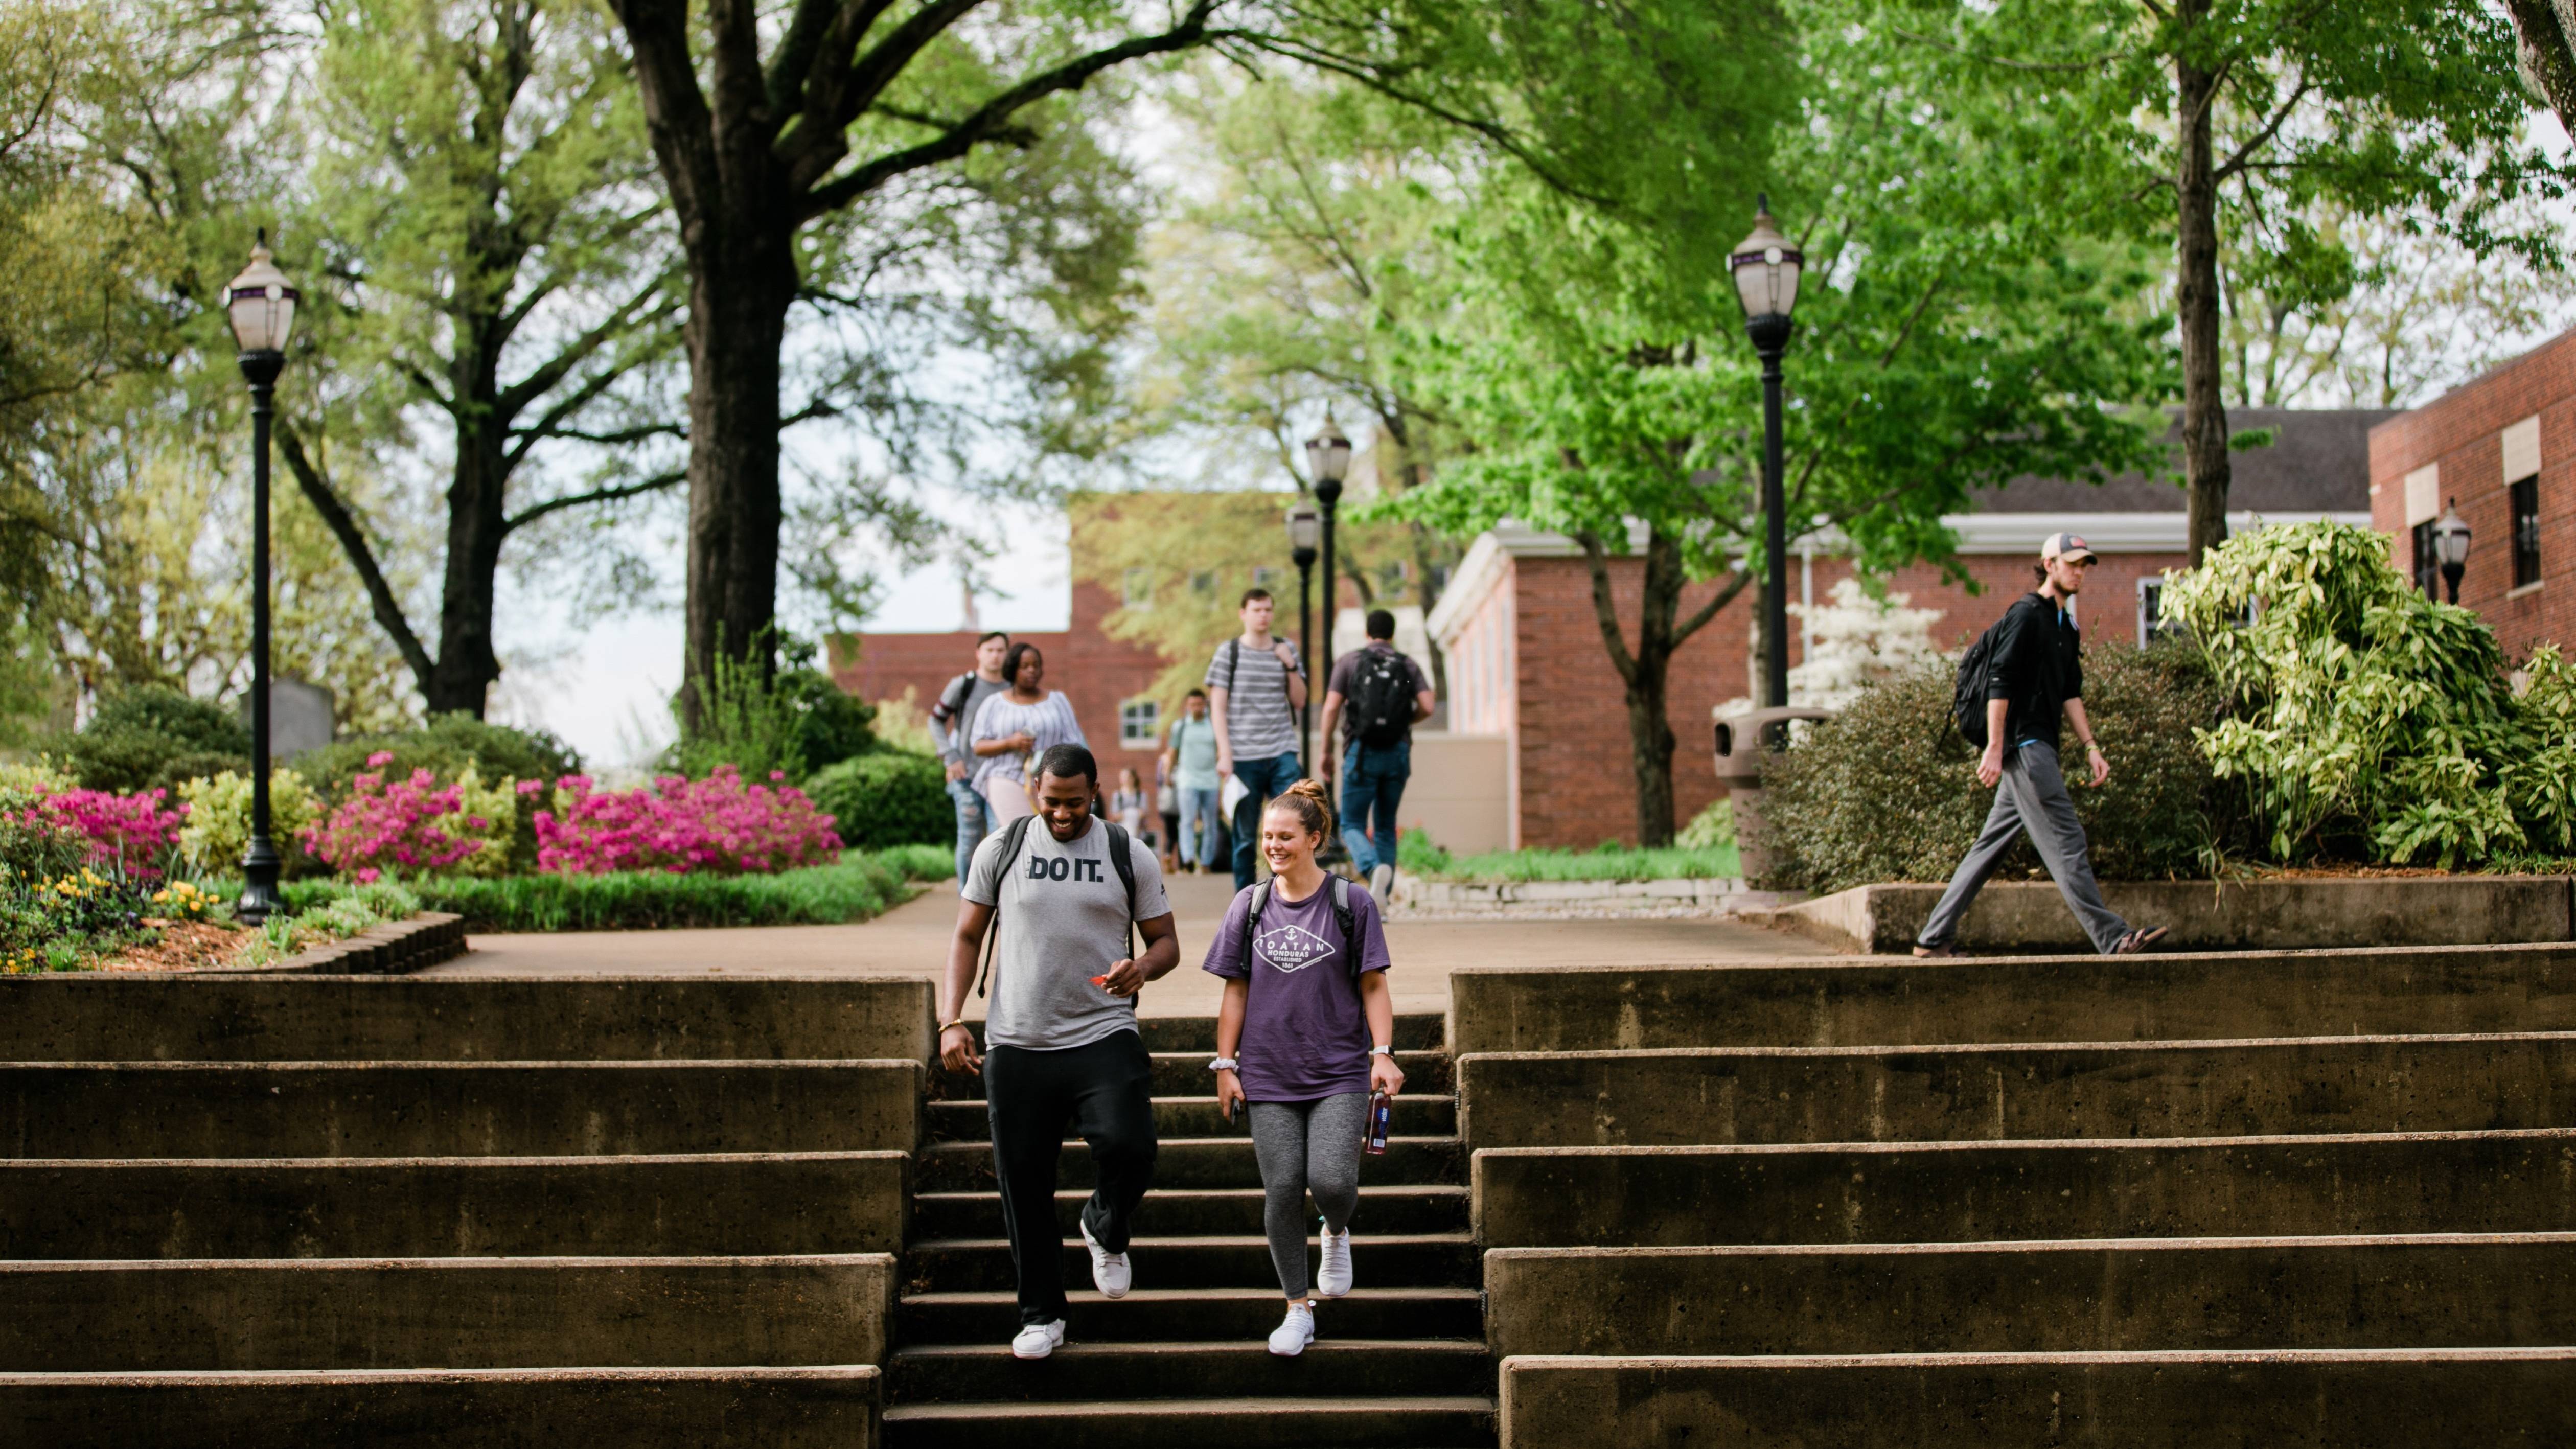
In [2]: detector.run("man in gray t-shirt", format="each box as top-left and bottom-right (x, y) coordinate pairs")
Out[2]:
(940, 743), (1179, 1360)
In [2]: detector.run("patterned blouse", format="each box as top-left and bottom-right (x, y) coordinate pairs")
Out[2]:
(968, 691), (1087, 792)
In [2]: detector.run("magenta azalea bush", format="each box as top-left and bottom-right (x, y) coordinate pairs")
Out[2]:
(28, 788), (186, 878)
(534, 766), (840, 876)
(302, 753), (516, 883)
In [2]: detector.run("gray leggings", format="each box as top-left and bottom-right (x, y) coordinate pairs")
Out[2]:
(1247, 1092), (1370, 1299)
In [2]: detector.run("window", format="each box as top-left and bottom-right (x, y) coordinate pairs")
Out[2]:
(2135, 577), (2180, 644)
(1251, 566), (1279, 589)
(1119, 698), (1160, 748)
(2411, 519), (2441, 597)
(2513, 475), (2542, 589)
(1122, 567), (1153, 608)
(1190, 570), (1218, 598)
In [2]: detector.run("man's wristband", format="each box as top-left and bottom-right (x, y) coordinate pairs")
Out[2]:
(939, 1019), (969, 1033)
(2085, 743), (2104, 753)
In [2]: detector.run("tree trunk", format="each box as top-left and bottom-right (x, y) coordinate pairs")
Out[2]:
(1577, 528), (1683, 848)
(2175, 0), (2231, 567)
(422, 417), (512, 716)
(2505, 0), (2576, 139)
(680, 234), (797, 706)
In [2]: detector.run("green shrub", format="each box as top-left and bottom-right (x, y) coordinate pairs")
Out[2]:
(176, 770), (327, 879)
(873, 842), (961, 882)
(284, 853), (915, 932)
(292, 715), (580, 872)
(1394, 831), (1740, 881)
(667, 638), (877, 784)
(43, 686), (248, 795)
(1762, 645), (2234, 892)
(805, 750), (952, 849)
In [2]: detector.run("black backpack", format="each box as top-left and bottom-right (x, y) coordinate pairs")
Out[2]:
(973, 815), (1140, 999)
(1347, 649), (1416, 749)
(1953, 597), (2044, 748)
(1239, 875), (1360, 984)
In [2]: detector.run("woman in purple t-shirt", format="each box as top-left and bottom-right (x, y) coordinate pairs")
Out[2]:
(1203, 778), (1405, 1358)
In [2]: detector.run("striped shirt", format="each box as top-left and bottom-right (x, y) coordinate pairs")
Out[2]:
(968, 691), (1087, 791)
(1204, 637), (1303, 762)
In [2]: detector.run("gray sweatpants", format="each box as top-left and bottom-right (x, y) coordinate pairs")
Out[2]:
(1248, 1092), (1370, 1299)
(1917, 741), (2130, 955)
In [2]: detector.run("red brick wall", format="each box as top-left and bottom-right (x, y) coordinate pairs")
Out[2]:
(2370, 328), (2576, 660)
(832, 581), (1168, 762)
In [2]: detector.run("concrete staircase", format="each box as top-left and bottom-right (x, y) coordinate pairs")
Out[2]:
(1453, 943), (2576, 1446)
(887, 1013), (1494, 1448)
(0, 974), (931, 1447)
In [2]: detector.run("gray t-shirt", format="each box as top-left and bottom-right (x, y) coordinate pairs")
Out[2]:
(962, 818), (1173, 1050)
(1205, 637), (1304, 763)
(933, 673), (1010, 768)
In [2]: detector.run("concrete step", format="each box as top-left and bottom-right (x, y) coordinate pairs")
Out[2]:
(0, 1060), (920, 1158)
(1484, 1233), (2576, 1357)
(914, 1185), (1471, 1240)
(906, 1234), (1479, 1294)
(898, 1287), (1484, 1344)
(0, 1365), (883, 1448)
(934, 1050), (1450, 1101)
(1473, 1130), (2576, 1248)
(1498, 1348), (2576, 1448)
(916, 1136), (1462, 1192)
(0, 974), (934, 1063)
(1449, 943), (2576, 1054)
(1135, 1015), (1445, 1053)
(1456, 1033), (2576, 1150)
(926, 1095), (1456, 1142)
(883, 1394), (1494, 1448)
(886, 1339), (1493, 1402)
(0, 1151), (907, 1258)
(0, 1254), (893, 1371)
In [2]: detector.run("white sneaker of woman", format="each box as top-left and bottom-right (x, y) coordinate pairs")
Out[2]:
(1268, 1300), (1316, 1357)
(1317, 1221), (1353, 1297)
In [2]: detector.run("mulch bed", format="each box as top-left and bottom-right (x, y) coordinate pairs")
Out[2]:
(94, 921), (256, 972)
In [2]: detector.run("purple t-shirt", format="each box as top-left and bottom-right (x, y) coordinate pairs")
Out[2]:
(1201, 878), (1392, 1102)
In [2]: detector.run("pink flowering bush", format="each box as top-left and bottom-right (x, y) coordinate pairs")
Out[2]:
(534, 766), (841, 876)
(301, 752), (517, 883)
(28, 788), (186, 879)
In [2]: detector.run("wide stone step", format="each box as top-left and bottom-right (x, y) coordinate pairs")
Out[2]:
(907, 1234), (1478, 1294)
(916, 1136), (1462, 1192)
(914, 1185), (1471, 1240)
(897, 1287), (1484, 1344)
(1498, 1348), (2576, 1448)
(0, 1060), (919, 1158)
(0, 1365), (884, 1449)
(934, 1050), (1450, 1101)
(0, 1152), (907, 1258)
(1473, 1130), (2576, 1248)
(1135, 1015), (1445, 1053)
(1485, 1233), (2576, 1357)
(0, 1254), (893, 1371)
(926, 1096), (1457, 1142)
(1448, 944), (2576, 1054)
(0, 975), (934, 1062)
(887, 1339), (1493, 1403)
(883, 1393), (1493, 1448)
(1457, 1033), (2576, 1149)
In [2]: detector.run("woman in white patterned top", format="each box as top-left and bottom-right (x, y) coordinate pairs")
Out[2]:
(970, 643), (1087, 825)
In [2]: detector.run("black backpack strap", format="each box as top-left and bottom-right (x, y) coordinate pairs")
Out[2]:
(1332, 876), (1360, 982)
(932, 671), (973, 724)
(1219, 637), (1240, 691)
(1239, 880), (1271, 972)
(974, 815), (1039, 999)
(1104, 819), (1138, 960)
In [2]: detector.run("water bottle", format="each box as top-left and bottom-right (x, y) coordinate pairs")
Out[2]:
(1364, 1090), (1391, 1155)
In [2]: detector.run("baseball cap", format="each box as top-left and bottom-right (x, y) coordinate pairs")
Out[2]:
(2041, 532), (2098, 565)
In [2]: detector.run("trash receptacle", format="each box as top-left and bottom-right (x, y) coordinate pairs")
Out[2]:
(1713, 704), (1836, 887)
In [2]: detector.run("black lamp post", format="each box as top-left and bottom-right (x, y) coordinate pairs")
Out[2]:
(1287, 502), (1320, 770)
(1729, 194), (1804, 712)
(1302, 411), (1352, 764)
(2434, 498), (2472, 603)
(225, 232), (298, 924)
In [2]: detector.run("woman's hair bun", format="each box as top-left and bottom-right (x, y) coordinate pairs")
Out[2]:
(1269, 777), (1337, 841)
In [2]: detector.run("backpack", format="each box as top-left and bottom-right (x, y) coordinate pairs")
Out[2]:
(1239, 875), (1360, 984)
(930, 671), (976, 727)
(973, 815), (1140, 999)
(1953, 596), (2043, 748)
(1347, 649), (1415, 749)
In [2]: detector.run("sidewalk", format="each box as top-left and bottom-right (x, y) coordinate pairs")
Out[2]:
(418, 869), (1827, 1016)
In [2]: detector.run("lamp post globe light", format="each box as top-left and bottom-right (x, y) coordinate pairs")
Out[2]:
(2433, 498), (2472, 604)
(1729, 193), (1803, 713)
(225, 231), (299, 924)
(1287, 502), (1321, 769)
(1302, 410), (1351, 729)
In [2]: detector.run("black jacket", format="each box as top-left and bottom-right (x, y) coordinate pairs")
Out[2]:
(1985, 591), (2082, 751)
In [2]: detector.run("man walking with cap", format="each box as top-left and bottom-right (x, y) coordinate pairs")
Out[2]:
(1916, 532), (2167, 958)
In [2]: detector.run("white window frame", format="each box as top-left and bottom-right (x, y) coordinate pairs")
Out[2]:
(1119, 698), (1161, 749)
(1122, 567), (1153, 608)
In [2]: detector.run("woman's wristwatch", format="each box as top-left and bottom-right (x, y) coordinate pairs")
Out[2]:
(1369, 1045), (1395, 1057)
(1207, 1057), (1239, 1072)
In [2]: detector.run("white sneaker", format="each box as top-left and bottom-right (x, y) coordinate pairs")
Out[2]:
(1010, 1319), (1066, 1360)
(1317, 1221), (1353, 1297)
(1267, 1301), (1316, 1357)
(1368, 863), (1395, 899)
(1082, 1220), (1131, 1298)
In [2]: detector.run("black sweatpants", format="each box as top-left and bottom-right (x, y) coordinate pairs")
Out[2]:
(984, 1031), (1159, 1325)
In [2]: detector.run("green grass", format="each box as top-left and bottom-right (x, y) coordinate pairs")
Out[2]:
(276, 847), (954, 934)
(1398, 834), (1741, 883)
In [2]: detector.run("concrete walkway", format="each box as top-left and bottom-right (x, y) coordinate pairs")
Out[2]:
(419, 870), (1825, 1016)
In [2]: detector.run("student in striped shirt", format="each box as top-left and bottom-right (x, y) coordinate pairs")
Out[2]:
(1205, 588), (1307, 889)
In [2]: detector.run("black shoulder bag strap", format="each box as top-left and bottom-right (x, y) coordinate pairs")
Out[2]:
(1103, 819), (1138, 960)
(1238, 879), (1271, 969)
(973, 815), (1039, 999)
(1331, 876), (1360, 983)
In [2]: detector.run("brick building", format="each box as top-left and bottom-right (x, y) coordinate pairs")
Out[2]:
(2369, 328), (2576, 657)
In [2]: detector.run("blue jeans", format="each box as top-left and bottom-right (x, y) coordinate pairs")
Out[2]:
(1179, 786), (1223, 868)
(1230, 751), (1305, 889)
(947, 776), (992, 887)
(1339, 739), (1411, 877)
